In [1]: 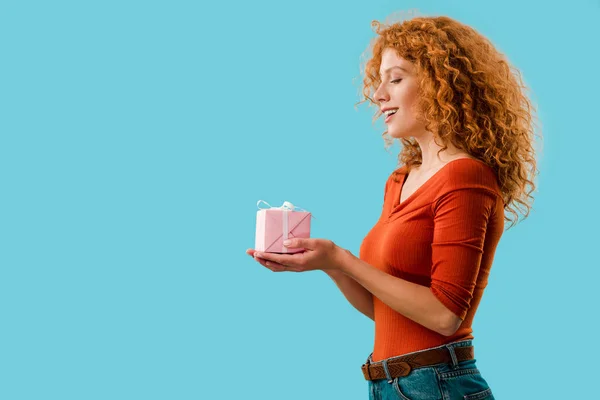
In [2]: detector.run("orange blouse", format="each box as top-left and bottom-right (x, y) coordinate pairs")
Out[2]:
(359, 158), (505, 362)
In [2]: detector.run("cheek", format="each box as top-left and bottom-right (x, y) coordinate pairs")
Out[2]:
(394, 106), (417, 123)
(399, 100), (421, 122)
(397, 85), (419, 108)
(392, 91), (413, 110)
(388, 108), (422, 136)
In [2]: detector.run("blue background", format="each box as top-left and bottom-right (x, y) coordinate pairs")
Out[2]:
(1, 0), (598, 398)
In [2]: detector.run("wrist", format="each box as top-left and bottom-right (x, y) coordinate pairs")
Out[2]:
(324, 269), (343, 278)
(332, 246), (353, 274)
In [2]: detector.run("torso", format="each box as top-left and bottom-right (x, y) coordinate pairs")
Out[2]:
(360, 152), (503, 361)
(399, 154), (477, 204)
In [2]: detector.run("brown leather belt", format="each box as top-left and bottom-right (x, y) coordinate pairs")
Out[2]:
(361, 346), (474, 381)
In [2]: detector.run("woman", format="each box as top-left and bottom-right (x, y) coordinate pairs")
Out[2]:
(246, 14), (538, 400)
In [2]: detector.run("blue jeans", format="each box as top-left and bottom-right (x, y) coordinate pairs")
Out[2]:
(367, 340), (494, 400)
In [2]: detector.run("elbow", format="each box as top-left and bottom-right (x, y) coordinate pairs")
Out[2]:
(437, 313), (463, 337)
(430, 289), (464, 336)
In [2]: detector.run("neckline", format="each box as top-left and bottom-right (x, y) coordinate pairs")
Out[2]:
(393, 157), (485, 209)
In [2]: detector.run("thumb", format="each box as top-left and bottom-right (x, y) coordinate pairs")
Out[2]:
(283, 238), (312, 249)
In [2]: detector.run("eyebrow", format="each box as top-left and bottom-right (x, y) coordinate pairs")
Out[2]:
(379, 66), (409, 76)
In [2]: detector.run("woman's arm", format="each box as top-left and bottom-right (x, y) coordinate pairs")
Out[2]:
(335, 249), (462, 336)
(324, 268), (374, 320)
(331, 184), (498, 336)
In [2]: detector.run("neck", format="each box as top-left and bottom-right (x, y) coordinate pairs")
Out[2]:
(412, 132), (468, 173)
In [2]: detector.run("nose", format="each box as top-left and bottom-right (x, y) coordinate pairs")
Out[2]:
(374, 82), (389, 104)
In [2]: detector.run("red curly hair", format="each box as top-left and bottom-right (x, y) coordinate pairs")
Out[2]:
(356, 13), (541, 229)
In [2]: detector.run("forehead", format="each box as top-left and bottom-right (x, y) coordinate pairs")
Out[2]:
(379, 48), (411, 75)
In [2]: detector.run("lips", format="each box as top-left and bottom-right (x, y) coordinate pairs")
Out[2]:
(382, 108), (399, 124)
(385, 111), (397, 123)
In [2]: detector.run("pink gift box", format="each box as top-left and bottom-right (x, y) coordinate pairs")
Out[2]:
(255, 201), (311, 254)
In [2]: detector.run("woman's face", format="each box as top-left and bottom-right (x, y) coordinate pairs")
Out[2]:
(373, 48), (424, 139)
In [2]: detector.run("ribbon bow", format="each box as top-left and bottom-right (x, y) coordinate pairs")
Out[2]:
(256, 200), (309, 213)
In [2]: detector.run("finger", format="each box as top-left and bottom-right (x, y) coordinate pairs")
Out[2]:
(253, 253), (304, 273)
(263, 260), (303, 272)
(254, 251), (286, 264)
(283, 238), (314, 250)
(255, 251), (306, 269)
(255, 256), (288, 272)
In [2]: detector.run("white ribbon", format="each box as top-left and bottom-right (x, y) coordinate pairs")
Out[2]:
(282, 209), (288, 252)
(256, 200), (312, 253)
(256, 200), (308, 212)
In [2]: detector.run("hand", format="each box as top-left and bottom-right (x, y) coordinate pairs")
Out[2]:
(245, 238), (347, 273)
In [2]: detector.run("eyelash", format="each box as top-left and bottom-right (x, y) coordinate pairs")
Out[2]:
(391, 79), (402, 84)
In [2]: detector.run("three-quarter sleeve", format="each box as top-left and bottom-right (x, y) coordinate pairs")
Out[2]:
(429, 187), (497, 320)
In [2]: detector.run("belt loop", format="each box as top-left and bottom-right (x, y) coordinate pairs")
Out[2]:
(365, 352), (373, 380)
(381, 359), (394, 384)
(446, 344), (459, 369)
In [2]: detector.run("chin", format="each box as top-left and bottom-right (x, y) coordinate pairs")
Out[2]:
(388, 129), (410, 139)
(388, 123), (423, 140)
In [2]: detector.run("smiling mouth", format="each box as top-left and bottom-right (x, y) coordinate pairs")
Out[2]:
(384, 110), (397, 122)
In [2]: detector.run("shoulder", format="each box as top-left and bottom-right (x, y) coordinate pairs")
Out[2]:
(432, 159), (503, 217)
(432, 158), (503, 210)
(440, 158), (500, 195)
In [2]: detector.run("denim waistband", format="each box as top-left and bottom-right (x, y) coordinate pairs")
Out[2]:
(366, 339), (473, 365)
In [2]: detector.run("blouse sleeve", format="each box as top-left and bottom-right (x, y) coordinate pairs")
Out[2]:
(429, 187), (497, 320)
